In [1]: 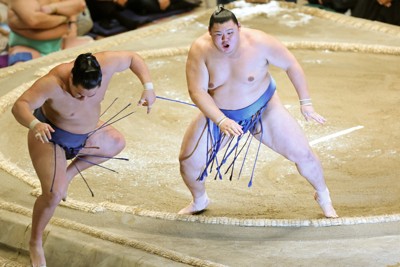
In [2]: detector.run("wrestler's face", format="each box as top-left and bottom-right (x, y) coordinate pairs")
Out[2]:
(70, 83), (98, 101)
(209, 20), (240, 54)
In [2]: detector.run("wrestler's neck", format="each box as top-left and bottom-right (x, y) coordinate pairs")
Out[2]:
(61, 75), (76, 97)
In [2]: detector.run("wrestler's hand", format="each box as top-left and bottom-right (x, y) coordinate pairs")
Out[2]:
(219, 118), (244, 136)
(301, 105), (326, 124)
(137, 89), (156, 114)
(32, 122), (55, 143)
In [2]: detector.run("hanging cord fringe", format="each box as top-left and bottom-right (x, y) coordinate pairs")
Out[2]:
(50, 143), (57, 193)
(155, 95), (266, 186)
(88, 102), (134, 138)
(74, 163), (94, 197)
(48, 99), (135, 196)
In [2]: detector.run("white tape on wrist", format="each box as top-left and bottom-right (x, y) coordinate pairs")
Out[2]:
(300, 98), (312, 106)
(29, 118), (40, 130)
(143, 82), (154, 90)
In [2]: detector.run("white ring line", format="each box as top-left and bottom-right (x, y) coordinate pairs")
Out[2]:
(309, 125), (364, 146)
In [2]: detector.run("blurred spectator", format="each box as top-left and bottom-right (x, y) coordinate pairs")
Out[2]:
(307, 0), (357, 13)
(352, 0), (400, 26)
(0, 0), (7, 23)
(77, 6), (93, 36)
(86, 0), (201, 36)
(124, 0), (202, 15)
(0, 0), (8, 68)
(7, 0), (93, 66)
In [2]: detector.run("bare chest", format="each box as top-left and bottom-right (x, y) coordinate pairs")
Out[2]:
(43, 93), (103, 133)
(207, 53), (268, 89)
(53, 99), (100, 118)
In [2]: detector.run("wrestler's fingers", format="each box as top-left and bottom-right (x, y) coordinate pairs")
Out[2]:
(147, 105), (152, 114)
(34, 132), (45, 143)
(237, 126), (244, 135)
(303, 113), (311, 122)
(137, 99), (146, 106)
(308, 113), (326, 124)
(42, 134), (50, 143)
(315, 116), (326, 124)
(231, 129), (241, 136)
(44, 130), (52, 141)
(228, 127), (241, 136)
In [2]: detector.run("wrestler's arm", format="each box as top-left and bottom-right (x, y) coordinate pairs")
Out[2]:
(10, 24), (69, 41)
(95, 51), (156, 113)
(262, 33), (326, 124)
(186, 42), (223, 123)
(40, 0), (86, 17)
(261, 33), (309, 100)
(11, 72), (58, 132)
(8, 0), (69, 30)
(186, 41), (243, 136)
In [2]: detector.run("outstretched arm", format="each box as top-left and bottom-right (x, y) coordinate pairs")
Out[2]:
(95, 51), (157, 113)
(265, 34), (326, 124)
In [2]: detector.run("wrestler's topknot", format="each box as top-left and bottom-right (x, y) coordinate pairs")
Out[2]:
(208, 5), (239, 31)
(72, 53), (102, 89)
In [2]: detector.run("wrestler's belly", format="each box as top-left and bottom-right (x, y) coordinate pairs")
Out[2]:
(211, 80), (272, 110)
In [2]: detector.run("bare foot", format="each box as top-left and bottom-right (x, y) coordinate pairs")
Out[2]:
(314, 189), (339, 218)
(178, 193), (210, 215)
(29, 241), (46, 267)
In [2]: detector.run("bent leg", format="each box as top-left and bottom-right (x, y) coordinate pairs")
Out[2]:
(178, 113), (211, 214)
(255, 93), (338, 218)
(27, 132), (69, 267)
(8, 46), (40, 65)
(65, 123), (125, 185)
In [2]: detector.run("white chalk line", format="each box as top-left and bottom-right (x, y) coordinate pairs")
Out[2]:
(310, 125), (364, 146)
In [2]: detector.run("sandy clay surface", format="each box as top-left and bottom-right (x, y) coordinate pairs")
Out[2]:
(0, 2), (399, 266)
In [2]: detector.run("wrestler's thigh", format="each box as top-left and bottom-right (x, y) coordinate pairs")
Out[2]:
(83, 123), (125, 155)
(257, 94), (310, 161)
(9, 46), (41, 59)
(28, 133), (68, 193)
(179, 112), (209, 165)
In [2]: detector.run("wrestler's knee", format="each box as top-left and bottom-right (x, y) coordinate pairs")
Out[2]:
(40, 190), (63, 207)
(290, 147), (319, 165)
(179, 154), (203, 178)
(179, 158), (190, 176)
(179, 150), (194, 169)
(111, 133), (126, 153)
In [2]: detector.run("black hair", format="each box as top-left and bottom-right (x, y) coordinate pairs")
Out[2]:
(71, 53), (102, 89)
(208, 5), (239, 31)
